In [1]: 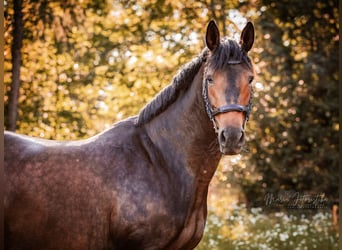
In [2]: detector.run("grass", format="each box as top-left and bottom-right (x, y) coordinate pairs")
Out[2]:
(196, 204), (339, 250)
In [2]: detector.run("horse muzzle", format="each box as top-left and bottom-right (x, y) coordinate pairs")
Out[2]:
(217, 126), (245, 155)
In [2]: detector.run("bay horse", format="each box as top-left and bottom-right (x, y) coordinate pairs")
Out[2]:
(4, 20), (255, 250)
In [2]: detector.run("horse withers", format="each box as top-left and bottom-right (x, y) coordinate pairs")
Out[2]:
(4, 20), (255, 249)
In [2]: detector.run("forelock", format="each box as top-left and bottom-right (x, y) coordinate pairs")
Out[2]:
(207, 39), (252, 71)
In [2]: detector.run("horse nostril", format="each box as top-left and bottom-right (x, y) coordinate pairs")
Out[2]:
(238, 130), (245, 144)
(219, 129), (228, 145)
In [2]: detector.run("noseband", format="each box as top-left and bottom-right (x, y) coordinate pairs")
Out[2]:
(202, 60), (253, 133)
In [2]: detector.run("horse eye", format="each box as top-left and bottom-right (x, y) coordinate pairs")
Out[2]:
(248, 76), (254, 84)
(207, 76), (214, 85)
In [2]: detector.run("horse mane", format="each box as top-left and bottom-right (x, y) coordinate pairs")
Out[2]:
(135, 38), (252, 126)
(135, 49), (209, 126)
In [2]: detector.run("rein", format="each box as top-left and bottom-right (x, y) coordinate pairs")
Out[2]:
(202, 59), (253, 133)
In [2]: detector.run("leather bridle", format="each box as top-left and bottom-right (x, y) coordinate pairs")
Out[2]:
(202, 61), (253, 133)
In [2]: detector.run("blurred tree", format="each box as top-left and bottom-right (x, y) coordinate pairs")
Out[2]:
(4, 0), (104, 138)
(6, 0), (23, 131)
(230, 0), (339, 205)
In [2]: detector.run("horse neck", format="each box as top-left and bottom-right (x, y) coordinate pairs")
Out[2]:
(143, 64), (221, 184)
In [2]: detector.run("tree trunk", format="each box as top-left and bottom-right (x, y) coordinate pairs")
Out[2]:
(6, 0), (23, 131)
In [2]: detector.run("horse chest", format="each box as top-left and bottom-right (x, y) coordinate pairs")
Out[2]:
(110, 183), (208, 250)
(168, 205), (207, 250)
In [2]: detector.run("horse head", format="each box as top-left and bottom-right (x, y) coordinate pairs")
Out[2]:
(203, 20), (255, 155)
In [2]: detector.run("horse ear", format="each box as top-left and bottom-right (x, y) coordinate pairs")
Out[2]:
(206, 20), (220, 51)
(240, 22), (254, 53)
